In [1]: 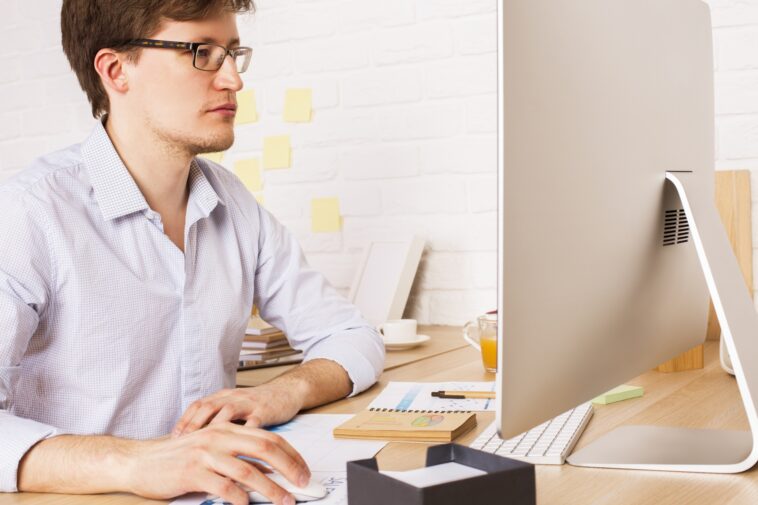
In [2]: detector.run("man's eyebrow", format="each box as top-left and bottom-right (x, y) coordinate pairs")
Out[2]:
(196, 36), (241, 46)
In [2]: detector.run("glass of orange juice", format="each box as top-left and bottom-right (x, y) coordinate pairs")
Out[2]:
(463, 312), (498, 373)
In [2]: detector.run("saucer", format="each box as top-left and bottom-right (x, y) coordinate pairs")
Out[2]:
(383, 334), (431, 351)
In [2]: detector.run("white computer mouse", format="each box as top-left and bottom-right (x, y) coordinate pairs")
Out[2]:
(244, 473), (327, 503)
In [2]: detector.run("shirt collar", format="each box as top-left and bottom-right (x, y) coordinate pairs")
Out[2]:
(187, 158), (226, 219)
(82, 120), (149, 221)
(81, 119), (225, 221)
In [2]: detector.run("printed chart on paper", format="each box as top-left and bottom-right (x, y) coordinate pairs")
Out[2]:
(368, 382), (497, 412)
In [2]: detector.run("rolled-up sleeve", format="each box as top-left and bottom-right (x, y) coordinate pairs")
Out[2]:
(0, 189), (64, 492)
(252, 205), (384, 396)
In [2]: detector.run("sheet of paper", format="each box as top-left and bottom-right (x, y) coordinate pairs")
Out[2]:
(283, 88), (312, 122)
(235, 89), (258, 124)
(311, 197), (342, 233)
(202, 152), (224, 164)
(262, 135), (291, 169)
(171, 472), (348, 505)
(381, 462), (486, 488)
(368, 381), (497, 412)
(234, 158), (263, 192)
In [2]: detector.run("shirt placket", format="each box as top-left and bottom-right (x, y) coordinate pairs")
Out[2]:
(181, 221), (203, 411)
(143, 208), (200, 412)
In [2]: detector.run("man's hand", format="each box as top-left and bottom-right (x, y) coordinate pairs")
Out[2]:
(172, 358), (353, 436)
(127, 423), (309, 505)
(172, 383), (303, 436)
(18, 424), (310, 505)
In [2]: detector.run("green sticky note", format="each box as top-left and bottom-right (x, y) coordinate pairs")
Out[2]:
(263, 135), (291, 169)
(234, 158), (262, 192)
(203, 152), (224, 164)
(235, 89), (258, 124)
(592, 384), (644, 405)
(283, 88), (312, 123)
(311, 197), (342, 233)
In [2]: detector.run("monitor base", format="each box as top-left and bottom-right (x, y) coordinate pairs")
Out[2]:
(569, 172), (758, 473)
(568, 426), (752, 472)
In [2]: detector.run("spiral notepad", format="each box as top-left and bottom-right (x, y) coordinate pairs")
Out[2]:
(333, 408), (477, 442)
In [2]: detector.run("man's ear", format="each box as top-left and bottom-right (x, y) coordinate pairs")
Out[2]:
(94, 48), (129, 94)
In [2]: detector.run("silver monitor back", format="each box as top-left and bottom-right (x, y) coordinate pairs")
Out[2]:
(498, 0), (714, 439)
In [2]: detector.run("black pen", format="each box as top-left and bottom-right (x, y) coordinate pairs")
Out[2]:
(431, 390), (496, 400)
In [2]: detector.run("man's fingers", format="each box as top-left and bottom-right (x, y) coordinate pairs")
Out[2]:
(256, 430), (309, 476)
(238, 455), (275, 474)
(202, 471), (249, 505)
(174, 391), (250, 436)
(209, 404), (239, 426)
(211, 456), (294, 505)
(172, 397), (213, 436)
(244, 414), (263, 428)
(172, 402), (201, 436)
(219, 428), (310, 488)
(180, 402), (222, 435)
(228, 424), (309, 478)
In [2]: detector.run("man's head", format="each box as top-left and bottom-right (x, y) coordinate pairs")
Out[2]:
(61, 0), (254, 155)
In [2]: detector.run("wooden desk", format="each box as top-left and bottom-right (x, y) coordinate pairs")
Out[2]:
(5, 330), (758, 504)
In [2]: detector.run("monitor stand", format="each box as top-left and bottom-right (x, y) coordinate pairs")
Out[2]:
(567, 171), (758, 473)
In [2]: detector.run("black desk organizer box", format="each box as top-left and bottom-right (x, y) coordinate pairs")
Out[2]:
(347, 443), (535, 505)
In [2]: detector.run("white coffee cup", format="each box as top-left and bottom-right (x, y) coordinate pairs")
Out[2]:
(377, 319), (418, 344)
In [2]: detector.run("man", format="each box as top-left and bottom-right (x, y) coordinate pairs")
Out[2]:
(0, 1), (384, 504)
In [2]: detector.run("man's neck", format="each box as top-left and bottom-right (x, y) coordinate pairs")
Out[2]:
(104, 115), (191, 218)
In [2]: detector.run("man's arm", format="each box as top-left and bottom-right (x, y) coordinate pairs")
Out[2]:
(251, 202), (385, 398)
(173, 358), (352, 434)
(17, 424), (310, 505)
(0, 189), (66, 493)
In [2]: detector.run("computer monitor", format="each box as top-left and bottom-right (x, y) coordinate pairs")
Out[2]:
(498, 0), (758, 472)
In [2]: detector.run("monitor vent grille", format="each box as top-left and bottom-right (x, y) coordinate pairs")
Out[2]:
(663, 209), (689, 246)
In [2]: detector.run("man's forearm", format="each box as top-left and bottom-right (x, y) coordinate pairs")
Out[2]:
(18, 424), (312, 505)
(266, 358), (353, 410)
(17, 434), (136, 494)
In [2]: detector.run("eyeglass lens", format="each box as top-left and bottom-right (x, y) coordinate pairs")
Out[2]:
(194, 44), (251, 73)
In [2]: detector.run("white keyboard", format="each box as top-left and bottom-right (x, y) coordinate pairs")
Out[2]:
(470, 402), (593, 465)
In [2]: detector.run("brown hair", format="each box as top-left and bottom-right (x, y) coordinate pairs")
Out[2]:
(61, 0), (255, 118)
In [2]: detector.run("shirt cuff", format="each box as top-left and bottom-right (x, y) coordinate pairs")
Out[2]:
(303, 330), (385, 397)
(0, 412), (64, 492)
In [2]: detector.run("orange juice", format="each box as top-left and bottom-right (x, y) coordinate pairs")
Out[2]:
(480, 336), (498, 372)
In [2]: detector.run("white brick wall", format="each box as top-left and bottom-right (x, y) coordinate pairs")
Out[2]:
(711, 0), (758, 308)
(1, 0), (757, 325)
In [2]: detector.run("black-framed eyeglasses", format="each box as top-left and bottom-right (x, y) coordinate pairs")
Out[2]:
(125, 39), (253, 73)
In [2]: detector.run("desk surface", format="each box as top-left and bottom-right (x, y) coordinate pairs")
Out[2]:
(4, 328), (758, 505)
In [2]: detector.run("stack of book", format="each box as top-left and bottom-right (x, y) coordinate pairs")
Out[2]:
(239, 316), (302, 366)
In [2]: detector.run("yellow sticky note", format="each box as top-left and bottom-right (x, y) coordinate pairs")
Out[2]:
(254, 194), (265, 206)
(311, 197), (342, 233)
(263, 135), (291, 169)
(203, 152), (224, 164)
(591, 385), (644, 405)
(235, 89), (258, 124)
(234, 158), (262, 192)
(283, 88), (312, 123)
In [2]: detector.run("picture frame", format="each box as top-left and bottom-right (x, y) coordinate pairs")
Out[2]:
(348, 236), (426, 328)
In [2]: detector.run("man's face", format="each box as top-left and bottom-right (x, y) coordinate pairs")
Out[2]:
(122, 11), (244, 155)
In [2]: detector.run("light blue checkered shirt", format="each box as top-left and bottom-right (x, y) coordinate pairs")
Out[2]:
(0, 121), (384, 492)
